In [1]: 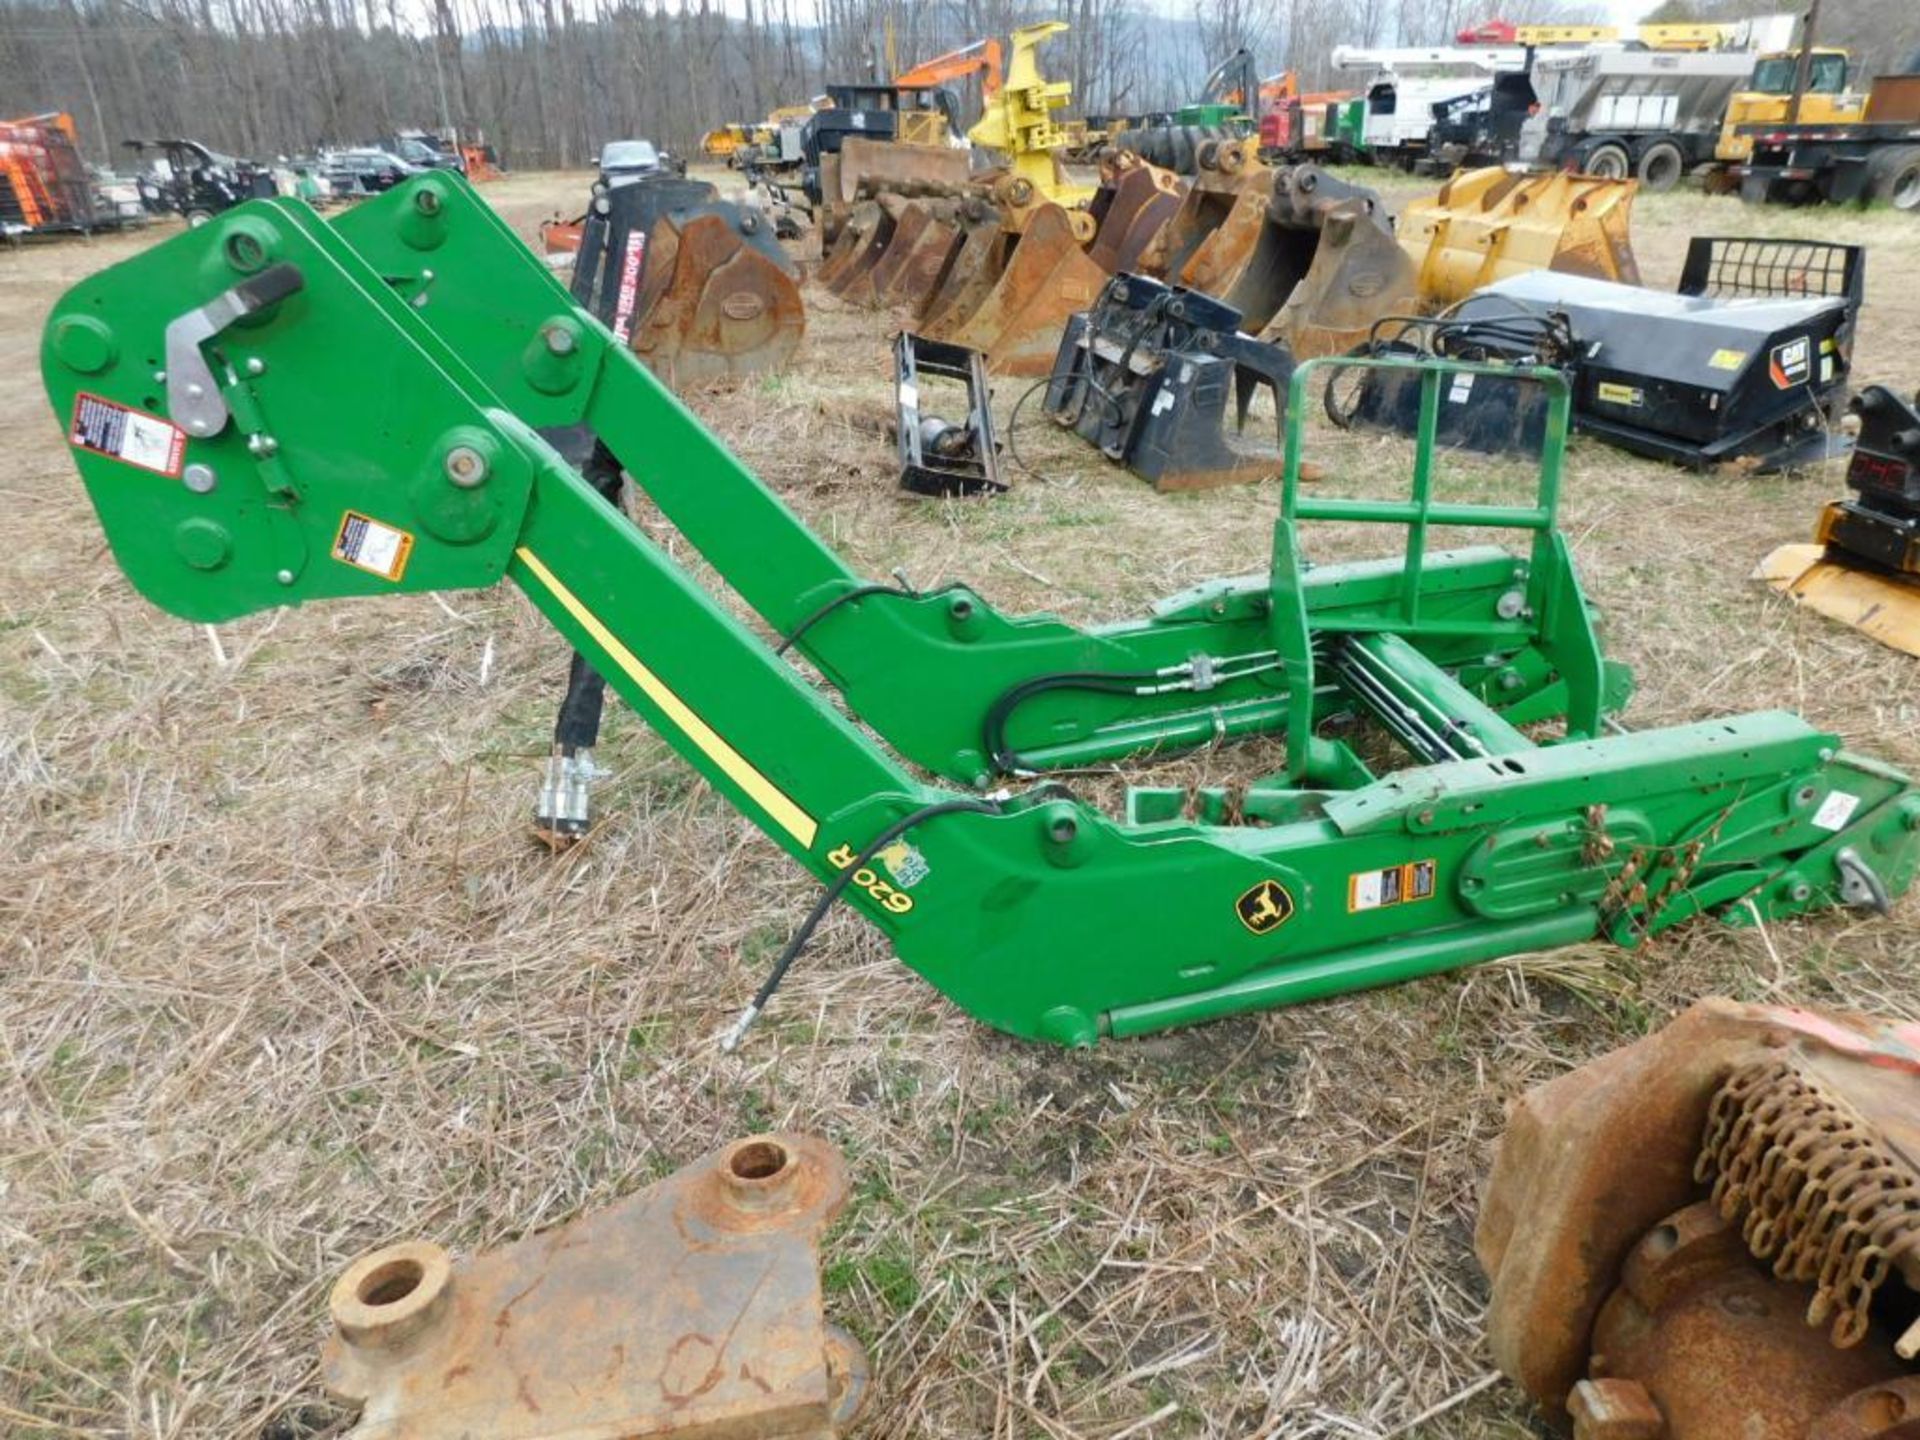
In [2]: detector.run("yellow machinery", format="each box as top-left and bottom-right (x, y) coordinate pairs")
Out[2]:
(967, 21), (1091, 205)
(1716, 48), (1866, 164)
(1396, 168), (1639, 305)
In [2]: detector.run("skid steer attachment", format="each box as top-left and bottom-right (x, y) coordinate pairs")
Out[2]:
(1044, 274), (1295, 491)
(1480, 999), (1920, 1436)
(1760, 383), (1920, 657)
(1336, 237), (1861, 472)
(894, 332), (1002, 496)
(568, 175), (804, 387)
(44, 174), (1920, 1049)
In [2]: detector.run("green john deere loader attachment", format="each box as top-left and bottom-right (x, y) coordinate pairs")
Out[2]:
(42, 173), (1920, 1048)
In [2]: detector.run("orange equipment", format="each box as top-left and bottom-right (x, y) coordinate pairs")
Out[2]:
(0, 113), (94, 231)
(458, 143), (502, 182)
(895, 38), (1005, 105)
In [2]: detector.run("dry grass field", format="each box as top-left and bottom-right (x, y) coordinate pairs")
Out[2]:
(4, 166), (1919, 1439)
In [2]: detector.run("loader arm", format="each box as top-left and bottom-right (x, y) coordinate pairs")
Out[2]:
(42, 182), (1920, 1048)
(327, 175), (1613, 787)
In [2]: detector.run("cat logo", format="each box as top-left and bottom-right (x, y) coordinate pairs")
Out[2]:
(1235, 879), (1296, 935)
(1769, 336), (1811, 390)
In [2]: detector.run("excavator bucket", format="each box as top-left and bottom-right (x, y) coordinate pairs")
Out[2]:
(572, 177), (804, 389)
(940, 201), (1105, 376)
(918, 159), (1183, 375)
(1248, 166), (1419, 360)
(627, 208), (805, 388)
(868, 197), (965, 308)
(816, 200), (886, 290)
(1398, 167), (1641, 306)
(916, 199), (1012, 336)
(1136, 139), (1267, 284)
(1757, 542), (1920, 657)
(823, 134), (973, 239)
(1083, 151), (1187, 274)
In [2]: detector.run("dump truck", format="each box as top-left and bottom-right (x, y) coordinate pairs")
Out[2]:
(1738, 57), (1920, 208)
(1520, 45), (1760, 190)
(1713, 47), (1865, 169)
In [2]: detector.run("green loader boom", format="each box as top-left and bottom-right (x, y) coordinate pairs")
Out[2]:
(41, 174), (1920, 1047)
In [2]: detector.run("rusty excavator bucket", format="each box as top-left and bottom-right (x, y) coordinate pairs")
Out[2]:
(1258, 166), (1421, 360)
(1397, 166), (1641, 307)
(818, 133), (973, 246)
(1479, 998), (1920, 1438)
(912, 155), (1186, 376)
(1128, 153), (1418, 360)
(571, 176), (804, 389)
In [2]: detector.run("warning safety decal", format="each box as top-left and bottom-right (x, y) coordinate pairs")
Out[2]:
(69, 392), (186, 478)
(1348, 859), (1438, 914)
(331, 510), (415, 583)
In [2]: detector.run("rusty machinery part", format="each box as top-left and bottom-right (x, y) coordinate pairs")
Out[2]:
(570, 176), (804, 389)
(820, 134), (972, 235)
(908, 160), (1186, 378)
(1397, 167), (1641, 307)
(1043, 273), (1295, 492)
(894, 331), (1004, 496)
(933, 201), (1103, 376)
(1257, 165), (1421, 361)
(323, 1133), (870, 1439)
(1479, 998), (1920, 1439)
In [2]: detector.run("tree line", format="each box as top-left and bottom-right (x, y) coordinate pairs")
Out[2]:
(20, 0), (1896, 174)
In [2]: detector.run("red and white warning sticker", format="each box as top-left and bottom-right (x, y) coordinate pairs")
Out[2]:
(69, 392), (186, 477)
(1348, 858), (1438, 914)
(331, 510), (415, 583)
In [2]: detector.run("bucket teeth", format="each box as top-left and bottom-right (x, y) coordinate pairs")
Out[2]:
(1696, 1053), (1920, 1354)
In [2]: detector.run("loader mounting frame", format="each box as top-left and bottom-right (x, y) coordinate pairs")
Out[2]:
(41, 174), (1920, 1048)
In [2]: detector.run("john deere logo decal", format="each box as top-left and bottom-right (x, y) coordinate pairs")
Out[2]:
(1235, 879), (1296, 935)
(1769, 336), (1811, 390)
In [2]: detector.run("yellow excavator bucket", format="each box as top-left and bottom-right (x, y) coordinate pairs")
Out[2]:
(1398, 168), (1640, 306)
(1756, 539), (1920, 659)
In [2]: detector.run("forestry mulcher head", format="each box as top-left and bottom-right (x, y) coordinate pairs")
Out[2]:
(568, 175), (804, 389)
(1760, 383), (1920, 658)
(1043, 272), (1295, 491)
(324, 1133), (870, 1437)
(40, 174), (1920, 1051)
(1333, 237), (1863, 473)
(1481, 998), (1920, 1440)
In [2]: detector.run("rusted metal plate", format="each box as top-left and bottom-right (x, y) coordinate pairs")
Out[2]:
(324, 1134), (865, 1439)
(1136, 141), (1268, 285)
(631, 211), (805, 388)
(540, 216), (583, 257)
(1480, 998), (1920, 1419)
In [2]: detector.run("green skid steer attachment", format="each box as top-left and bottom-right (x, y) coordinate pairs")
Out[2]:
(42, 174), (1920, 1047)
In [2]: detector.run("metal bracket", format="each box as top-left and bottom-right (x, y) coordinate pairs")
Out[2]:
(164, 262), (305, 438)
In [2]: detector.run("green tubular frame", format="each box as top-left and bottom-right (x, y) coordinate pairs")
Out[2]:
(40, 176), (1920, 1047)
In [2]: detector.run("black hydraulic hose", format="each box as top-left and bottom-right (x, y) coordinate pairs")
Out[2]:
(777, 582), (930, 657)
(719, 796), (1003, 1052)
(982, 668), (1164, 777)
